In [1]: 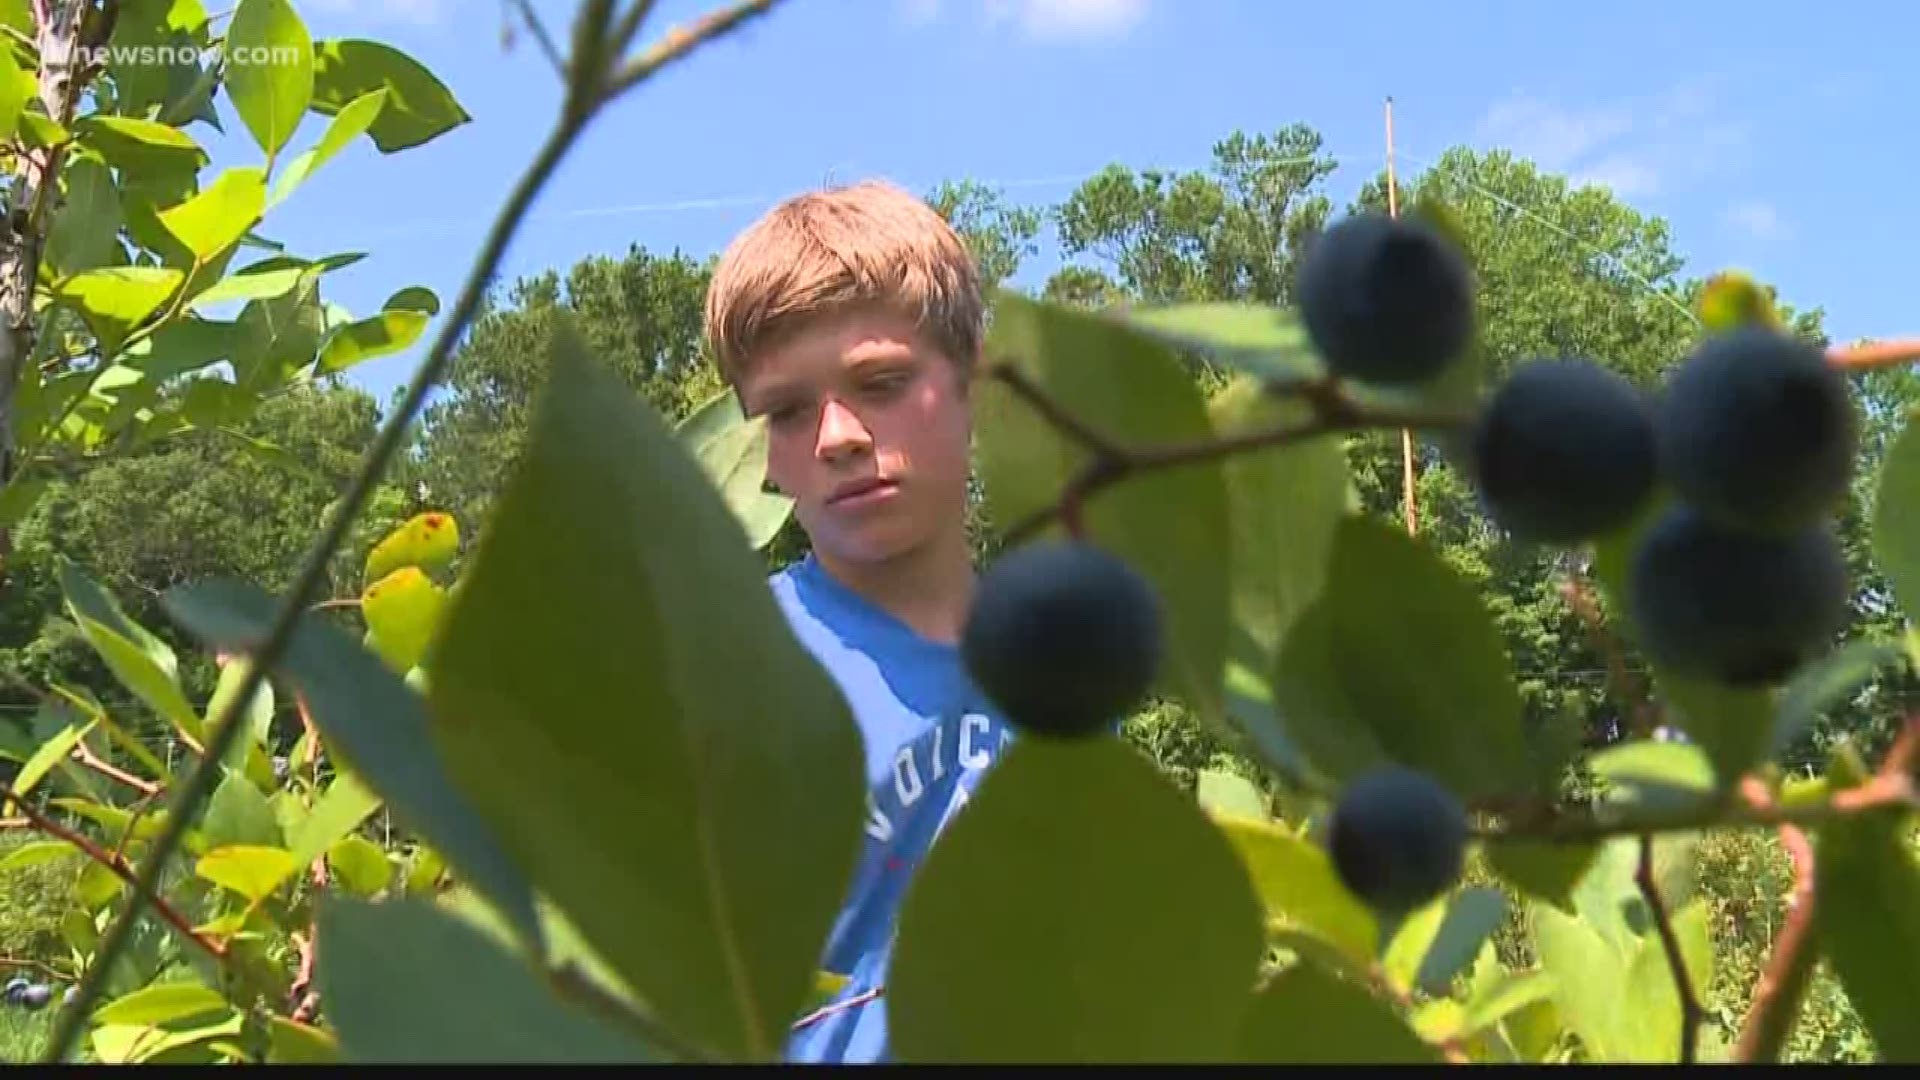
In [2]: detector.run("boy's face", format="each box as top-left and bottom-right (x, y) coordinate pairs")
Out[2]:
(737, 306), (974, 568)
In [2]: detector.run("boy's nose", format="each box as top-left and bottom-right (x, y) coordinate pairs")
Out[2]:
(816, 399), (872, 459)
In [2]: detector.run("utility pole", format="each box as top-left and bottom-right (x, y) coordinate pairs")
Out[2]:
(1385, 96), (1418, 536)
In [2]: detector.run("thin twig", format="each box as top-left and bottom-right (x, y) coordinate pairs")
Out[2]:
(109, 787), (162, 865)
(791, 987), (881, 1031)
(71, 739), (158, 796)
(1733, 777), (1818, 1063)
(1636, 833), (1704, 1064)
(993, 358), (1472, 547)
(603, 0), (784, 98)
(510, 0), (567, 77)
(0, 956), (67, 980)
(1829, 338), (1920, 373)
(41, 2), (772, 1062)
(0, 784), (224, 962)
(1559, 572), (1656, 738)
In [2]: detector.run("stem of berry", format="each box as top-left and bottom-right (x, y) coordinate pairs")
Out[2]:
(1635, 833), (1703, 1064)
(988, 360), (1472, 548)
(1732, 777), (1817, 1064)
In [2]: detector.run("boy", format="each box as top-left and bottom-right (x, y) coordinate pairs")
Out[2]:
(702, 178), (1017, 1063)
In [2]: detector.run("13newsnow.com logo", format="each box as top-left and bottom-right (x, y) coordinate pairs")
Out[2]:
(76, 43), (306, 68)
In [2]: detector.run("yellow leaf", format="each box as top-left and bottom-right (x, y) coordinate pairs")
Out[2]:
(363, 510), (459, 586)
(1696, 270), (1780, 334)
(196, 843), (298, 902)
(361, 566), (448, 672)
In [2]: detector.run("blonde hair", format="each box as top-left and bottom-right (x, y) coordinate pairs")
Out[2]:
(703, 178), (985, 390)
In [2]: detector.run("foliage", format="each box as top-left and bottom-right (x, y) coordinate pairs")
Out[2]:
(1, 0), (1918, 1067)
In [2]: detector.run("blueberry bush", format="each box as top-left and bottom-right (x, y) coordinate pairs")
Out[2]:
(4, 0), (1920, 1065)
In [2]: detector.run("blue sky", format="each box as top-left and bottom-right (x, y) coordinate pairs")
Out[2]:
(195, 0), (1913, 406)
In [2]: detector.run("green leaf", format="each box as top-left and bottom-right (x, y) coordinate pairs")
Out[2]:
(187, 265), (305, 310)
(0, 36), (29, 141)
(201, 769), (282, 850)
(267, 1017), (340, 1063)
(0, 475), (47, 528)
(94, 983), (228, 1027)
(889, 736), (1265, 1062)
(1459, 968), (1559, 1038)
(976, 291), (1232, 724)
(674, 386), (794, 551)
(424, 327), (865, 1061)
(47, 154), (124, 278)
(73, 114), (208, 173)
(1120, 301), (1323, 384)
(1236, 958), (1440, 1063)
(316, 300), (430, 374)
(288, 769), (381, 870)
(1812, 769), (1920, 1060)
(386, 284), (438, 314)
(1414, 887), (1507, 996)
(53, 266), (185, 358)
(1486, 839), (1596, 914)
(156, 166), (266, 260)
(1270, 514), (1529, 800)
(1196, 768), (1267, 821)
(1877, 413), (1920, 622)
(58, 559), (203, 743)
(0, 839), (79, 873)
(270, 86), (384, 206)
(1532, 901), (1631, 1061)
(196, 843), (297, 902)
(1207, 373), (1345, 694)
(1382, 897), (1449, 989)
(1774, 636), (1906, 756)
(223, 0), (313, 162)
(327, 834), (392, 896)
(316, 896), (658, 1062)
(91, 1013), (244, 1064)
(309, 38), (470, 152)
(5, 714), (95, 807)
(1619, 901), (1712, 1063)
(161, 578), (544, 953)
(207, 653), (276, 743)
(1589, 740), (1716, 817)
(1212, 813), (1377, 963)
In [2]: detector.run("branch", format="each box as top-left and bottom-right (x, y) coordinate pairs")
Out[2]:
(1559, 572), (1657, 738)
(1733, 777), (1818, 1064)
(0, 784), (223, 962)
(603, 0), (783, 99)
(1829, 338), (1920, 373)
(40, 2), (774, 1062)
(0, 955), (67, 981)
(989, 360), (1474, 548)
(1636, 833), (1704, 1063)
(1477, 770), (1919, 844)
(71, 739), (159, 797)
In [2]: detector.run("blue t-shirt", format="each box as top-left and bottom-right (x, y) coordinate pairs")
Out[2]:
(770, 554), (1017, 1064)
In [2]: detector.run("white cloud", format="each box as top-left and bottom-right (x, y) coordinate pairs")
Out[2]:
(1472, 78), (1751, 200)
(905, 0), (1149, 39)
(1724, 199), (1785, 240)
